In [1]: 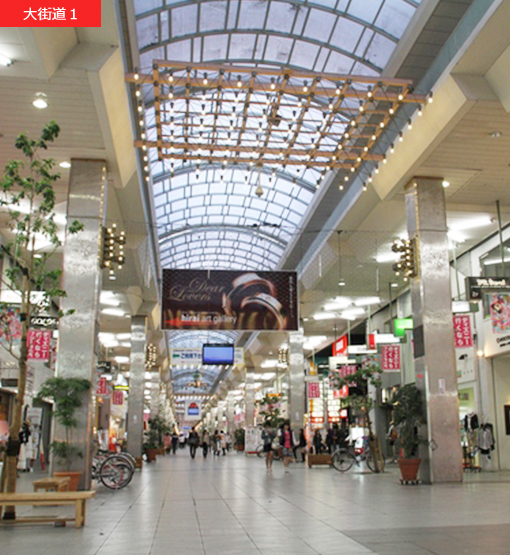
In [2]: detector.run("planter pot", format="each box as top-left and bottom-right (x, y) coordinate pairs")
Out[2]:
(54, 471), (82, 491)
(398, 458), (421, 482)
(234, 445), (244, 452)
(145, 448), (158, 462)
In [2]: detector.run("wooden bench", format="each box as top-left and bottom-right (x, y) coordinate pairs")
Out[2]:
(33, 477), (70, 492)
(307, 454), (333, 467)
(0, 491), (95, 528)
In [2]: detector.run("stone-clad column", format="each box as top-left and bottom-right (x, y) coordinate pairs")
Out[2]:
(405, 177), (463, 483)
(289, 330), (305, 431)
(54, 159), (106, 489)
(127, 316), (146, 459)
(244, 369), (255, 427)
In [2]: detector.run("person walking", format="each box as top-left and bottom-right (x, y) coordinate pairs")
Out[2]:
(188, 427), (199, 459)
(220, 430), (227, 455)
(279, 421), (295, 473)
(171, 431), (179, 454)
(326, 423), (341, 454)
(313, 429), (323, 454)
(163, 432), (172, 455)
(202, 430), (211, 458)
(261, 421), (275, 471)
(296, 428), (307, 462)
(212, 430), (220, 456)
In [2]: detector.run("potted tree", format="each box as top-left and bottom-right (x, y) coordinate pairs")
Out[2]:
(147, 415), (170, 456)
(392, 383), (424, 482)
(233, 428), (245, 452)
(0, 122), (83, 518)
(143, 429), (160, 463)
(36, 377), (91, 490)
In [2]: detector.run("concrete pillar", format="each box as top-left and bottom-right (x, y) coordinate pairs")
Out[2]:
(150, 371), (159, 420)
(405, 177), (463, 483)
(127, 316), (146, 459)
(226, 395), (235, 434)
(54, 159), (106, 488)
(244, 369), (255, 427)
(288, 330), (305, 431)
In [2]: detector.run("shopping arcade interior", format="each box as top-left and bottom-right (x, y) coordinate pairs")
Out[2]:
(1, 0), (510, 478)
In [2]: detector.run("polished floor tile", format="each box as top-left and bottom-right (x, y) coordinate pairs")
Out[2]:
(3, 452), (510, 555)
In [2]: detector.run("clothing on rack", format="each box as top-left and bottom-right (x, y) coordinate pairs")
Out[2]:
(463, 413), (479, 431)
(477, 423), (495, 455)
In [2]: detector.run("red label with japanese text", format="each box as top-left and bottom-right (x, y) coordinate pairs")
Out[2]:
(96, 377), (108, 396)
(27, 329), (51, 360)
(453, 315), (473, 348)
(112, 390), (124, 406)
(381, 345), (401, 371)
(3, 2), (101, 27)
(307, 382), (321, 399)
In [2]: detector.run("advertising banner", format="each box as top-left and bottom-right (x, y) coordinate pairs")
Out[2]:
(466, 276), (510, 300)
(307, 382), (321, 399)
(96, 377), (108, 396)
(27, 329), (52, 360)
(489, 294), (510, 333)
(453, 315), (473, 347)
(381, 345), (401, 372)
(184, 399), (201, 421)
(112, 390), (124, 406)
(162, 269), (298, 331)
(332, 334), (348, 356)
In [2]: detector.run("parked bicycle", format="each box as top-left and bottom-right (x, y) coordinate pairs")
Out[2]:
(332, 438), (381, 473)
(256, 444), (281, 461)
(92, 453), (134, 490)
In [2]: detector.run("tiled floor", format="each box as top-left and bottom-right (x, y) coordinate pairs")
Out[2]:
(2, 452), (510, 555)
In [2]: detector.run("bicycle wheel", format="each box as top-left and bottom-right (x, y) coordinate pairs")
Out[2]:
(99, 459), (133, 490)
(109, 453), (136, 472)
(332, 449), (354, 472)
(256, 445), (265, 458)
(365, 451), (384, 473)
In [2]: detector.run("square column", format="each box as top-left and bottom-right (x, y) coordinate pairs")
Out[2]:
(244, 369), (255, 427)
(405, 177), (463, 483)
(127, 316), (147, 459)
(288, 330), (305, 431)
(54, 159), (106, 488)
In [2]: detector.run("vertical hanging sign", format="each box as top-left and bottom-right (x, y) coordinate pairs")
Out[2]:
(453, 315), (473, 348)
(381, 345), (401, 372)
(96, 377), (108, 396)
(27, 329), (52, 360)
(307, 382), (321, 398)
(112, 390), (124, 405)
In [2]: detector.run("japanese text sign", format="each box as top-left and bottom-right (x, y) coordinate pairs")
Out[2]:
(381, 345), (401, 372)
(3, 2), (101, 27)
(112, 390), (124, 406)
(333, 385), (349, 399)
(453, 315), (473, 348)
(96, 377), (108, 396)
(307, 382), (321, 399)
(27, 329), (51, 361)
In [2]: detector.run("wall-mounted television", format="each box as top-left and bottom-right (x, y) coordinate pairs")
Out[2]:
(202, 344), (235, 365)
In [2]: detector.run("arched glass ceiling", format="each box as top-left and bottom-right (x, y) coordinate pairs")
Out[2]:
(134, 0), (421, 75)
(132, 0), (422, 395)
(167, 330), (238, 348)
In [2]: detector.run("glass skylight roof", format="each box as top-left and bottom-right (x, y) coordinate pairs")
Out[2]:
(134, 0), (421, 74)
(132, 0), (422, 393)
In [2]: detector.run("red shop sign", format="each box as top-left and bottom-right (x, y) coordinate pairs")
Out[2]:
(381, 345), (401, 372)
(96, 377), (108, 396)
(112, 390), (124, 405)
(453, 315), (473, 348)
(332, 334), (348, 356)
(307, 382), (321, 399)
(27, 329), (52, 361)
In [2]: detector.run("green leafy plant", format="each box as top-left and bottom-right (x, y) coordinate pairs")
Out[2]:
(256, 393), (285, 429)
(330, 360), (384, 471)
(0, 123), (83, 513)
(233, 428), (245, 448)
(35, 377), (91, 471)
(392, 384), (425, 458)
(147, 415), (171, 448)
(143, 429), (160, 452)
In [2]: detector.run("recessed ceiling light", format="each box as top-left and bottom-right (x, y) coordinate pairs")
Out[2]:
(0, 54), (12, 67)
(391, 283), (398, 288)
(442, 180), (450, 188)
(33, 92), (48, 110)
(338, 280), (346, 286)
(489, 131), (502, 138)
(59, 161), (71, 169)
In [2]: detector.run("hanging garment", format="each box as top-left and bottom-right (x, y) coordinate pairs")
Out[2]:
(477, 423), (495, 455)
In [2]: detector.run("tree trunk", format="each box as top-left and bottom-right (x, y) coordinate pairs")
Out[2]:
(2, 273), (29, 520)
(365, 407), (384, 473)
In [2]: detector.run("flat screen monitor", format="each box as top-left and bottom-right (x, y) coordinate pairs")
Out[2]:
(202, 344), (235, 365)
